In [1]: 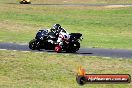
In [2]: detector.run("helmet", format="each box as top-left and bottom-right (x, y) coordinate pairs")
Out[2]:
(53, 24), (61, 30)
(51, 24), (61, 33)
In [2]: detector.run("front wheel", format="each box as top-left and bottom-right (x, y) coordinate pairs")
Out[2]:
(29, 39), (37, 50)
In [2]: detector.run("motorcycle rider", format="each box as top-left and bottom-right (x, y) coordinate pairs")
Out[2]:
(50, 24), (70, 51)
(50, 24), (68, 35)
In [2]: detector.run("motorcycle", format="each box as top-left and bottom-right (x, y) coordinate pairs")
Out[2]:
(29, 29), (82, 53)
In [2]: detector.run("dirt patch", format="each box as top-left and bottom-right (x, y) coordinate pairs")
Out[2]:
(104, 5), (130, 8)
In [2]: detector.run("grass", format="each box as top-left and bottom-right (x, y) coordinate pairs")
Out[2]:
(1, 0), (132, 4)
(0, 3), (132, 49)
(34, 0), (132, 4)
(0, 1), (132, 88)
(0, 50), (132, 88)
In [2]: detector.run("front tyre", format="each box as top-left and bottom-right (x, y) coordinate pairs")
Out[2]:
(29, 39), (37, 50)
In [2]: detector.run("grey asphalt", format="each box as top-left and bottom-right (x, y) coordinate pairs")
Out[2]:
(0, 43), (132, 58)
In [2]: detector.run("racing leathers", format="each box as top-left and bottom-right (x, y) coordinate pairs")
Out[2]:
(57, 29), (70, 47)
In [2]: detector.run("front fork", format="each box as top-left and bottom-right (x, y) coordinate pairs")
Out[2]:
(35, 40), (41, 50)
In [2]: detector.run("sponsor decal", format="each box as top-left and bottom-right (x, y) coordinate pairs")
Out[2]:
(76, 66), (131, 85)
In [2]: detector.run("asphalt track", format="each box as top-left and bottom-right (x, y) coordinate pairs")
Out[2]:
(0, 43), (132, 58)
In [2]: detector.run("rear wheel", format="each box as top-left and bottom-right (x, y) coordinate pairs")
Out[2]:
(66, 42), (80, 53)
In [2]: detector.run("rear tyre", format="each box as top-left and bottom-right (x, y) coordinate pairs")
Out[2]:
(66, 42), (80, 53)
(29, 39), (37, 50)
(72, 42), (80, 53)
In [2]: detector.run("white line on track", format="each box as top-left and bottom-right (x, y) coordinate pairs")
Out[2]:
(12, 50), (17, 51)
(34, 52), (44, 54)
(0, 48), (44, 54)
(21, 51), (31, 53)
(0, 49), (7, 51)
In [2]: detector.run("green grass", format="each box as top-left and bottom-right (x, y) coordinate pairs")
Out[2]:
(0, 50), (132, 88)
(0, 3), (132, 49)
(0, 1), (132, 88)
(1, 0), (132, 4)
